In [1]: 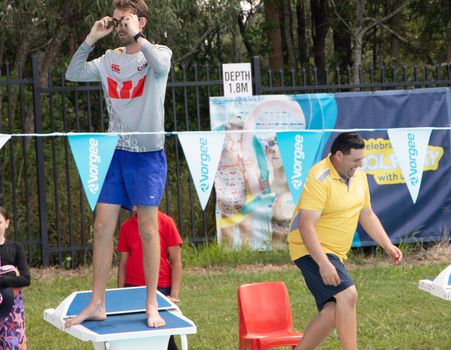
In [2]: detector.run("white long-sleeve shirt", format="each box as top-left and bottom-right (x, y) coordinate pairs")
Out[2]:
(66, 41), (172, 152)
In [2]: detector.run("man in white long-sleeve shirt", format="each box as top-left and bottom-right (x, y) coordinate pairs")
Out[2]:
(65, 0), (172, 328)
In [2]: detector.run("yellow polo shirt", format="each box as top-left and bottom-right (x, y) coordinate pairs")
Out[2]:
(288, 156), (371, 262)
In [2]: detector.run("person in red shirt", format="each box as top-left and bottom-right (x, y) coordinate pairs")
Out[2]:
(117, 210), (183, 350)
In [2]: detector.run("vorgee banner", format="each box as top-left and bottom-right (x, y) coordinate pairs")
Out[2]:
(276, 131), (323, 205)
(178, 132), (225, 210)
(387, 128), (432, 204)
(209, 88), (451, 249)
(0, 135), (11, 150)
(68, 134), (119, 211)
(210, 94), (338, 249)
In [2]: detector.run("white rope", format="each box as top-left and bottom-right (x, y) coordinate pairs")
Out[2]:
(6, 126), (451, 138)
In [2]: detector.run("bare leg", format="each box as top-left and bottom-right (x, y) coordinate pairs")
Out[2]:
(271, 226), (286, 250)
(295, 302), (336, 350)
(137, 206), (165, 328)
(65, 203), (121, 327)
(335, 286), (358, 350)
(239, 213), (254, 247)
(220, 226), (236, 248)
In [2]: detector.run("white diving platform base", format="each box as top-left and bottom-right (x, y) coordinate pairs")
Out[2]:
(418, 264), (451, 301)
(43, 286), (196, 350)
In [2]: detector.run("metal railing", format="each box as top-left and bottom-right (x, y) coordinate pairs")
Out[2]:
(0, 56), (450, 267)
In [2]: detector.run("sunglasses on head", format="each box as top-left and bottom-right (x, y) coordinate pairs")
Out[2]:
(109, 16), (143, 28)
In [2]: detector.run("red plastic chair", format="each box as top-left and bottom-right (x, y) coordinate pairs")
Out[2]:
(238, 281), (303, 350)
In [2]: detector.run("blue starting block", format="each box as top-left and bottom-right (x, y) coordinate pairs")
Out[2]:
(44, 286), (196, 350)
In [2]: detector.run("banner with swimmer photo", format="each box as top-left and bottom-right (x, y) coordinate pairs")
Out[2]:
(209, 88), (451, 249)
(209, 94), (338, 249)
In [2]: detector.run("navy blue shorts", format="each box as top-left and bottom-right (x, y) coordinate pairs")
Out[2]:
(294, 254), (354, 311)
(98, 149), (167, 210)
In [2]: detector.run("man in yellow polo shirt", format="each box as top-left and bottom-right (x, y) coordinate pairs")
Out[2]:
(289, 132), (402, 350)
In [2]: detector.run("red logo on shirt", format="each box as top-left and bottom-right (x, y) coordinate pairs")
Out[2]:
(107, 76), (146, 99)
(111, 64), (121, 73)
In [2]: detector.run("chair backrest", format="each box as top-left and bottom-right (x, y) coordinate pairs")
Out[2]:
(238, 281), (294, 337)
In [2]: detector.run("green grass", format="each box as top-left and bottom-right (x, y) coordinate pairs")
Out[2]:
(25, 258), (450, 350)
(182, 242), (291, 268)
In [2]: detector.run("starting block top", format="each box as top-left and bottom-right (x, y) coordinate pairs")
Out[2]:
(44, 286), (196, 348)
(65, 286), (174, 317)
(82, 311), (193, 336)
(418, 264), (451, 301)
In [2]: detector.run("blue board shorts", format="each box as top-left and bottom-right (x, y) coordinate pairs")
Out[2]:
(293, 253), (354, 311)
(98, 149), (167, 210)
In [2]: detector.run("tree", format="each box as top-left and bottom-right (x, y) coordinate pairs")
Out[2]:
(389, 0), (403, 64)
(238, 0), (265, 59)
(281, 0), (296, 68)
(448, 0), (451, 62)
(295, 0), (309, 66)
(264, 0), (284, 70)
(331, 0), (409, 83)
(1, 0), (451, 83)
(407, 0), (451, 64)
(310, 0), (329, 82)
(145, 0), (244, 64)
(0, 1), (106, 132)
(331, 0), (352, 68)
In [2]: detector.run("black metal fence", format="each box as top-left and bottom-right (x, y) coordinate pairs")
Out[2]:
(0, 56), (450, 267)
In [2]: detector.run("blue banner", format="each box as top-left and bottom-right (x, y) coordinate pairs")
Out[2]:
(210, 95), (337, 249)
(326, 88), (450, 246)
(387, 128), (432, 204)
(178, 132), (225, 210)
(68, 134), (119, 211)
(209, 87), (451, 248)
(276, 131), (323, 205)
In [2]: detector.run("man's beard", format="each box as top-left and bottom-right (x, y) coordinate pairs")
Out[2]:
(117, 32), (134, 46)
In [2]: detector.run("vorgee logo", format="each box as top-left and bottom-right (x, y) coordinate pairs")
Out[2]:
(291, 134), (305, 190)
(88, 138), (101, 194)
(407, 133), (419, 186)
(199, 138), (210, 192)
(362, 138), (443, 185)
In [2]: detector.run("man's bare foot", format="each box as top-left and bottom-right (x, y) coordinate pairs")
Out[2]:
(64, 303), (106, 328)
(146, 304), (165, 328)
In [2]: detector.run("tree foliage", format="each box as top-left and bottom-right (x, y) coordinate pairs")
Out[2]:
(0, 0), (450, 74)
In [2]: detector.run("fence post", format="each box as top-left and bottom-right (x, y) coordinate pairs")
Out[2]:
(31, 56), (49, 267)
(253, 56), (262, 95)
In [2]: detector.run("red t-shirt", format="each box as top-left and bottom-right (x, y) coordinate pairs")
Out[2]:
(117, 211), (183, 288)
